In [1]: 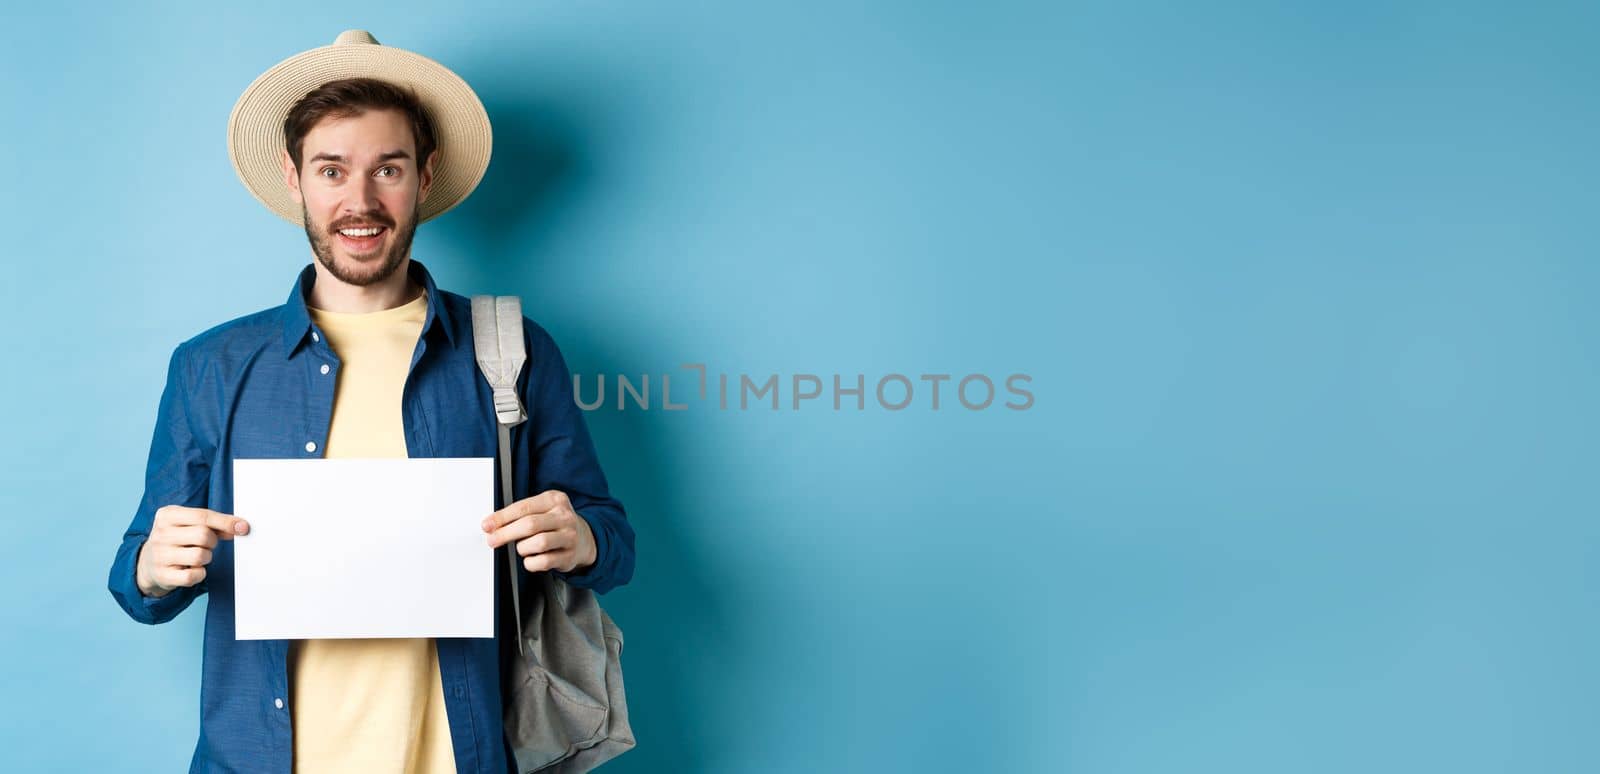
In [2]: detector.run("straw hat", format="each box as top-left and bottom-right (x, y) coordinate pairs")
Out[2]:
(227, 29), (492, 225)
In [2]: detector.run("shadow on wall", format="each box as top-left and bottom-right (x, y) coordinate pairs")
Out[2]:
(445, 100), (580, 267)
(433, 86), (749, 771)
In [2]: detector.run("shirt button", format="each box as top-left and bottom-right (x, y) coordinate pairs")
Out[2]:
(305, 441), (317, 453)
(274, 698), (284, 709)
(311, 331), (320, 342)
(320, 363), (330, 375)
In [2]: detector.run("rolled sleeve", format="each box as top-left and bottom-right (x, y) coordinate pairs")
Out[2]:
(108, 341), (212, 625)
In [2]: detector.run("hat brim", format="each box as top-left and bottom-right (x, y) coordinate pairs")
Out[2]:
(227, 39), (491, 226)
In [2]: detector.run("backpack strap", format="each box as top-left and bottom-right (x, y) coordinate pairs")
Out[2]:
(471, 295), (529, 655)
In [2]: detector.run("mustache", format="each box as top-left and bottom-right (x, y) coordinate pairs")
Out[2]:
(329, 214), (395, 231)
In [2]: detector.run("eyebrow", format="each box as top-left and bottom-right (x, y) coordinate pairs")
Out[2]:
(308, 149), (413, 165)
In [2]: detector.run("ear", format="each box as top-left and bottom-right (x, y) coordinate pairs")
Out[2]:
(417, 147), (439, 202)
(280, 148), (302, 206)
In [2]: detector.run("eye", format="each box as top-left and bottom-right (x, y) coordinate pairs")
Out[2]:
(377, 165), (399, 177)
(319, 167), (340, 178)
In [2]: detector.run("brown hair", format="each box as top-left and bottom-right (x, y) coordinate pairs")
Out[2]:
(283, 77), (438, 173)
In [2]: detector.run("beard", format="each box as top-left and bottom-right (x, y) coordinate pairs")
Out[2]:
(302, 200), (420, 287)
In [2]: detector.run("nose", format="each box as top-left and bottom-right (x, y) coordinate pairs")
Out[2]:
(345, 173), (382, 217)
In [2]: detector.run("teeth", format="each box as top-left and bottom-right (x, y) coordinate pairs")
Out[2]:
(339, 227), (382, 237)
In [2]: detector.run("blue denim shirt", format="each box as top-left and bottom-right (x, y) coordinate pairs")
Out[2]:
(107, 258), (635, 773)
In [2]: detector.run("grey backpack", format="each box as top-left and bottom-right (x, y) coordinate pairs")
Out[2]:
(471, 295), (636, 773)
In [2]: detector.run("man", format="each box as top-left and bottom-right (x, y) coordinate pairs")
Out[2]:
(106, 30), (635, 774)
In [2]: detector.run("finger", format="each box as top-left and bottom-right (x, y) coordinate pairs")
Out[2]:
(174, 546), (214, 568)
(487, 511), (562, 549)
(149, 545), (191, 574)
(170, 525), (219, 549)
(168, 566), (206, 587)
(165, 505), (235, 529)
(202, 511), (250, 539)
(515, 530), (570, 558)
(482, 490), (565, 531)
(160, 505), (207, 527)
(153, 544), (196, 568)
(523, 548), (575, 573)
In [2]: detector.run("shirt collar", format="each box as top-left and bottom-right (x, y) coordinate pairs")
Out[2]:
(280, 258), (457, 357)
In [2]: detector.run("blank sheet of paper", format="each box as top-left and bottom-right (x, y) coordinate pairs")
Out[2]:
(231, 457), (495, 640)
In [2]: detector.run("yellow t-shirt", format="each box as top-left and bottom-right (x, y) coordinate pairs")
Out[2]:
(291, 286), (457, 774)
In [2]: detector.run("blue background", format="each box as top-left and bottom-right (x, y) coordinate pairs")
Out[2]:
(3, 1), (1596, 772)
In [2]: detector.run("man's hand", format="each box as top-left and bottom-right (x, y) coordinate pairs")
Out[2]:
(136, 505), (250, 598)
(483, 490), (597, 574)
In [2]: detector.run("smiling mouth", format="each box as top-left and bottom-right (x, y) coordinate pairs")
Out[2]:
(335, 226), (388, 253)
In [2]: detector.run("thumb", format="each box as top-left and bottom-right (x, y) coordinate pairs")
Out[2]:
(204, 511), (250, 540)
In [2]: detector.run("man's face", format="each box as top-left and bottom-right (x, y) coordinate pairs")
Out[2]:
(281, 108), (436, 287)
